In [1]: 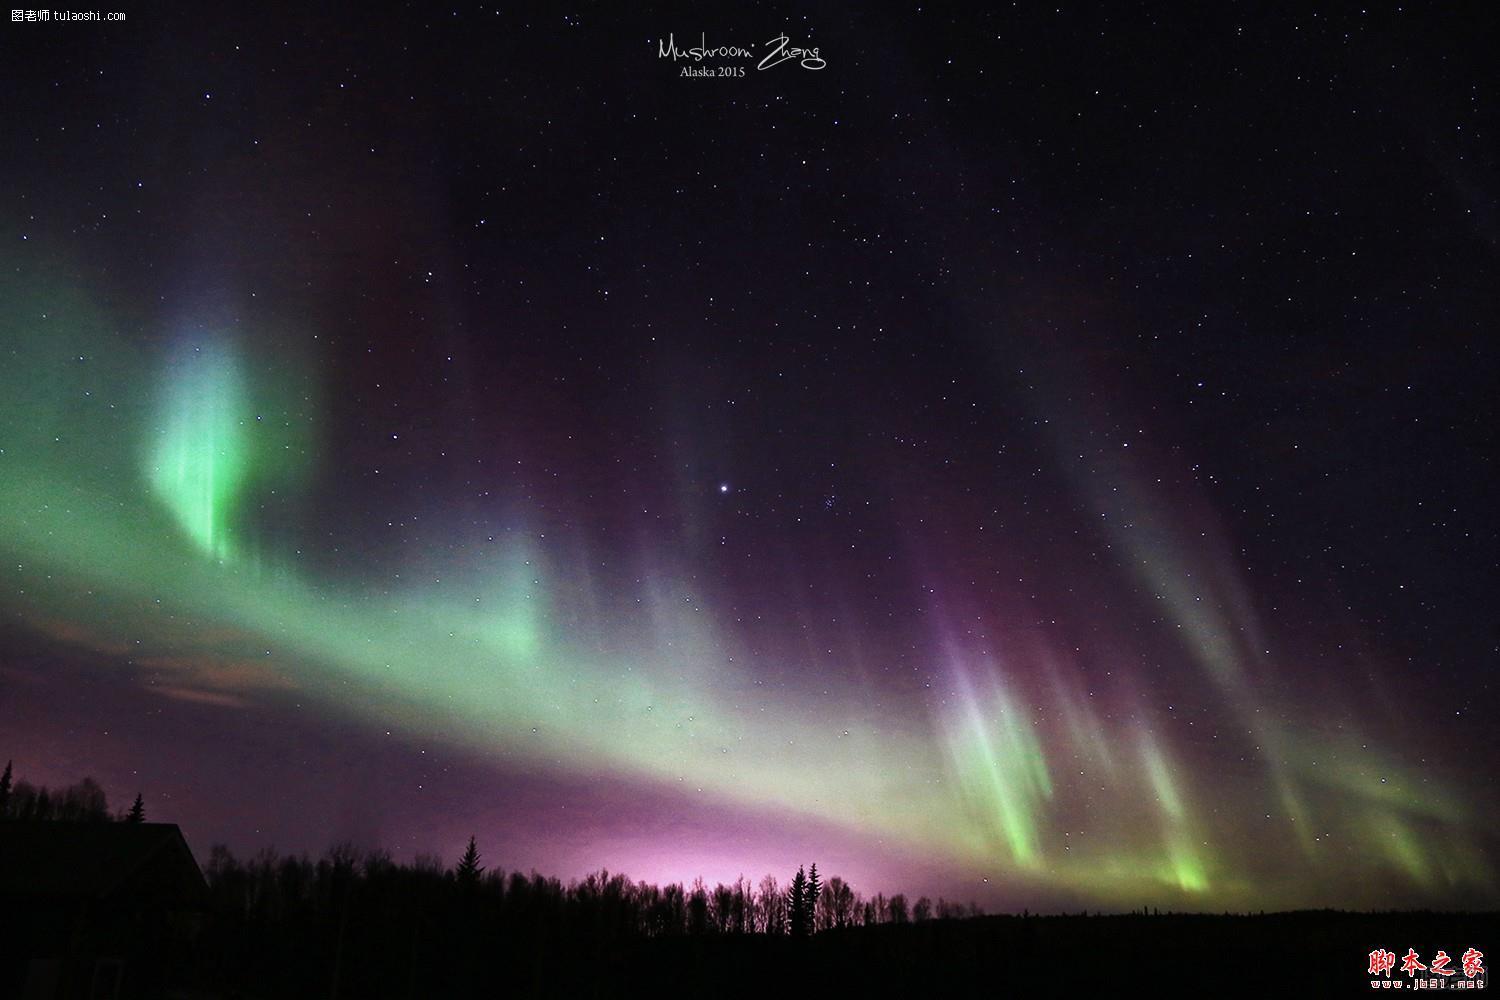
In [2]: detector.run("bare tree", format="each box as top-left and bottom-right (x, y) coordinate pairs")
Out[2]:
(733, 876), (752, 933)
(56, 777), (109, 821)
(687, 878), (710, 934)
(888, 893), (909, 924)
(709, 882), (735, 933)
(757, 874), (784, 934)
(825, 877), (855, 928)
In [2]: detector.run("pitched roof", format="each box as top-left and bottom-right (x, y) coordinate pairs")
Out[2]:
(0, 822), (207, 900)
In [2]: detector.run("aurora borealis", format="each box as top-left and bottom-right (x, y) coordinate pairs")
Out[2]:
(2, 6), (1496, 914)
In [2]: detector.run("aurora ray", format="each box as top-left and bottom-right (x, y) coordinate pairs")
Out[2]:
(1, 5), (1495, 918)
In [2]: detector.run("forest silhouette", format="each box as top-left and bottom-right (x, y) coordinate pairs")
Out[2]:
(1, 764), (1494, 998)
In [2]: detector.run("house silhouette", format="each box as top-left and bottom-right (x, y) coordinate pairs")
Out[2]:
(0, 822), (206, 1000)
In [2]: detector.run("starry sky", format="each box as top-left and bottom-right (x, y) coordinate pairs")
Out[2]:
(1, 5), (1496, 913)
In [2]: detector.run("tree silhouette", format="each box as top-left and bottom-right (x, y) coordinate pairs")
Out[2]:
(0, 765), (1061, 999)
(888, 893), (909, 924)
(757, 874), (784, 934)
(824, 876), (854, 929)
(58, 776), (109, 821)
(804, 863), (822, 934)
(455, 835), (483, 885)
(787, 866), (808, 937)
(687, 877), (710, 934)
(0, 760), (11, 818)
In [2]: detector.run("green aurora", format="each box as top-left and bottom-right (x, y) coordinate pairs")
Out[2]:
(1, 273), (1491, 910)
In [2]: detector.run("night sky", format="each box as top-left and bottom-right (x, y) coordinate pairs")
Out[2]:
(1, 5), (1496, 913)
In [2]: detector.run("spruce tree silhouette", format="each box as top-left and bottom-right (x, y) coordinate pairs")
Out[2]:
(0, 760), (11, 818)
(126, 792), (145, 823)
(788, 866), (808, 937)
(805, 863), (822, 933)
(455, 835), (483, 885)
